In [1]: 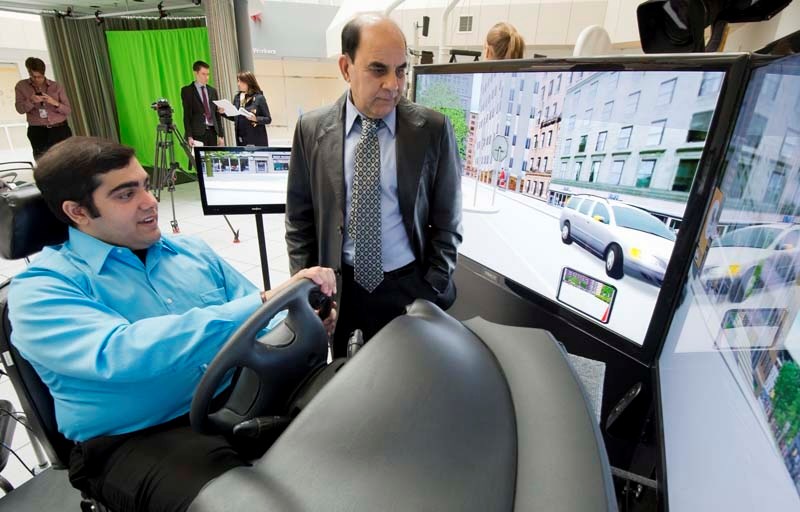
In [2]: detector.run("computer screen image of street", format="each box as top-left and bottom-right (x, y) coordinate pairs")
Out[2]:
(415, 66), (726, 344)
(194, 146), (291, 215)
(658, 54), (800, 511)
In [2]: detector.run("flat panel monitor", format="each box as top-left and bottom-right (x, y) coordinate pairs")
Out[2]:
(413, 55), (742, 356)
(659, 53), (800, 510)
(194, 146), (290, 215)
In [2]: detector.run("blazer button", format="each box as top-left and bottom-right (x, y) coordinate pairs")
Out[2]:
(335, 268), (341, 276)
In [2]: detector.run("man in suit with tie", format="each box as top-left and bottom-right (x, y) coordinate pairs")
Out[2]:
(180, 60), (224, 147)
(286, 14), (463, 358)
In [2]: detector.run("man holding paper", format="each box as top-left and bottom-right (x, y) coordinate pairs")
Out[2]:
(180, 60), (224, 147)
(220, 71), (271, 146)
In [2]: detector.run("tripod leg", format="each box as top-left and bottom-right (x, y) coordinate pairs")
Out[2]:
(223, 215), (240, 243)
(166, 139), (180, 234)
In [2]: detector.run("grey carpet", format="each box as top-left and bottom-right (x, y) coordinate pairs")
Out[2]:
(566, 353), (606, 423)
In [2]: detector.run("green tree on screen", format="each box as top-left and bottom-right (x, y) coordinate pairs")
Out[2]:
(773, 361), (800, 440)
(417, 81), (468, 160)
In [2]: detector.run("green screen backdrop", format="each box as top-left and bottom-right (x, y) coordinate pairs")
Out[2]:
(106, 28), (214, 171)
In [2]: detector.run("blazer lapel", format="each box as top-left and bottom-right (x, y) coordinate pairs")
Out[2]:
(315, 94), (347, 218)
(395, 98), (427, 240)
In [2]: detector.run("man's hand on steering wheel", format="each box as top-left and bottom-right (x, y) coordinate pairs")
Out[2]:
(263, 266), (338, 336)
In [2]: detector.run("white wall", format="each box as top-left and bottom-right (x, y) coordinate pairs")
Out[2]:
(0, 11), (48, 162)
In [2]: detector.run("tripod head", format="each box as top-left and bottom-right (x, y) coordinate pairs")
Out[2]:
(151, 98), (174, 127)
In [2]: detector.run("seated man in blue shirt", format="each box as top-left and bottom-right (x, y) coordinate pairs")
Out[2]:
(8, 136), (336, 512)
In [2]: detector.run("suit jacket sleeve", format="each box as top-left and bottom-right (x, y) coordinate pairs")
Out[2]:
(255, 95), (272, 126)
(181, 86), (192, 136)
(212, 87), (224, 138)
(425, 116), (463, 293)
(285, 117), (318, 275)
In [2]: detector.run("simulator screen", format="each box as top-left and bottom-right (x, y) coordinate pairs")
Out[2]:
(194, 146), (291, 215)
(659, 54), (800, 510)
(415, 67), (726, 344)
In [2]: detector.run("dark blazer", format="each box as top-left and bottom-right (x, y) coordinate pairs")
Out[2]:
(223, 92), (271, 146)
(180, 82), (223, 139)
(286, 93), (463, 304)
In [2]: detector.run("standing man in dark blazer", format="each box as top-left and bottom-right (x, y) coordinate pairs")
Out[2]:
(286, 14), (462, 358)
(180, 60), (224, 147)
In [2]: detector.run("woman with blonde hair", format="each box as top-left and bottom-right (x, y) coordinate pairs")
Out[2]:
(484, 22), (525, 60)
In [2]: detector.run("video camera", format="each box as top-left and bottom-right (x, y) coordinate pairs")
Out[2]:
(151, 98), (174, 126)
(637, 0), (792, 53)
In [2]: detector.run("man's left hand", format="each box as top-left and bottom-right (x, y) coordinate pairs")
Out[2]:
(216, 136), (224, 146)
(40, 93), (59, 107)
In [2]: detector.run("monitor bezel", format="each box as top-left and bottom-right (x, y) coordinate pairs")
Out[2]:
(412, 53), (753, 366)
(193, 145), (290, 216)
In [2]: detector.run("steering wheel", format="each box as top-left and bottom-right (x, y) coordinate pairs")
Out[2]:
(190, 278), (329, 435)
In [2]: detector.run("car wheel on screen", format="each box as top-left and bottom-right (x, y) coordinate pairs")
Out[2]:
(605, 244), (623, 279)
(728, 267), (756, 303)
(561, 222), (573, 244)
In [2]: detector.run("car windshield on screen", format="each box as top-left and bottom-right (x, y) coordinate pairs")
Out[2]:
(715, 226), (781, 249)
(612, 206), (676, 241)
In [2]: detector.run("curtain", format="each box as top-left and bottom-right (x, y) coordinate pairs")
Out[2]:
(41, 16), (119, 140)
(106, 27), (211, 170)
(204, 0), (240, 146)
(40, 15), (207, 143)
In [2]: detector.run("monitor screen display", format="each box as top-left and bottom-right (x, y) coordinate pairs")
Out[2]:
(659, 54), (800, 510)
(194, 146), (290, 215)
(415, 64), (728, 346)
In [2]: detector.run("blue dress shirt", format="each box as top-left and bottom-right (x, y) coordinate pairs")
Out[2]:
(343, 94), (415, 272)
(8, 227), (277, 442)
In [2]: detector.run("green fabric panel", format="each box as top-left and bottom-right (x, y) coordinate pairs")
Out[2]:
(106, 27), (213, 171)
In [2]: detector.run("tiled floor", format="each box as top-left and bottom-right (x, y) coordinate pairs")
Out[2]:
(0, 181), (290, 493)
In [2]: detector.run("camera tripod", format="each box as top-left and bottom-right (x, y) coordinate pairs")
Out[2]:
(153, 121), (193, 234)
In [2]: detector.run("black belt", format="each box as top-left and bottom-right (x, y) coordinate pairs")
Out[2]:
(343, 261), (417, 280)
(35, 121), (67, 129)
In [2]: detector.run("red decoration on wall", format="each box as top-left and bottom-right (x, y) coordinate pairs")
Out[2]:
(251, 13), (262, 23)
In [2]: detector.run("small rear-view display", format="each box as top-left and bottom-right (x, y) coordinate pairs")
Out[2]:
(557, 267), (617, 323)
(194, 146), (290, 215)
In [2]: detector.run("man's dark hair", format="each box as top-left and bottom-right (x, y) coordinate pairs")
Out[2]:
(35, 137), (136, 226)
(341, 15), (406, 61)
(24, 57), (45, 74)
(193, 60), (210, 72)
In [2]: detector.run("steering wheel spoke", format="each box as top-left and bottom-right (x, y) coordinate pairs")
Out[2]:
(190, 279), (329, 435)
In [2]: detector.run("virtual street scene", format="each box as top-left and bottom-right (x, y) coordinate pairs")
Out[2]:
(197, 148), (290, 207)
(416, 68), (725, 344)
(667, 62), (800, 498)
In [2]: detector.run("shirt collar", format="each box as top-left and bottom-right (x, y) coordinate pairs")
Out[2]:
(195, 81), (207, 89)
(67, 226), (177, 274)
(345, 91), (396, 137)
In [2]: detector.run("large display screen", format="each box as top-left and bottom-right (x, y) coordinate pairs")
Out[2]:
(415, 65), (727, 345)
(194, 146), (290, 215)
(659, 54), (800, 510)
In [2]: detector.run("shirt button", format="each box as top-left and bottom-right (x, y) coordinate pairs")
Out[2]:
(200, 363), (208, 372)
(166, 298), (173, 304)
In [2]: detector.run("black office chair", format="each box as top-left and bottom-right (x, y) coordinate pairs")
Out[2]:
(0, 184), (109, 511)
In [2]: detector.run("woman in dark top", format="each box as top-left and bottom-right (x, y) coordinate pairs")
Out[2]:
(224, 71), (271, 146)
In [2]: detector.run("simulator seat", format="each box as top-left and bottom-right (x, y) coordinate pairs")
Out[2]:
(190, 301), (618, 510)
(0, 184), (618, 511)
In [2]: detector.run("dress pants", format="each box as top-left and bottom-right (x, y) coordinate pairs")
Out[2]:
(331, 262), (441, 358)
(67, 393), (270, 512)
(196, 126), (218, 147)
(27, 122), (72, 160)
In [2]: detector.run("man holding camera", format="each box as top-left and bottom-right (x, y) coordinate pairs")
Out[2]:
(14, 57), (72, 160)
(181, 60), (224, 147)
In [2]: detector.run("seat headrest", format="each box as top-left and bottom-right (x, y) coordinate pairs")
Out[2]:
(0, 184), (68, 260)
